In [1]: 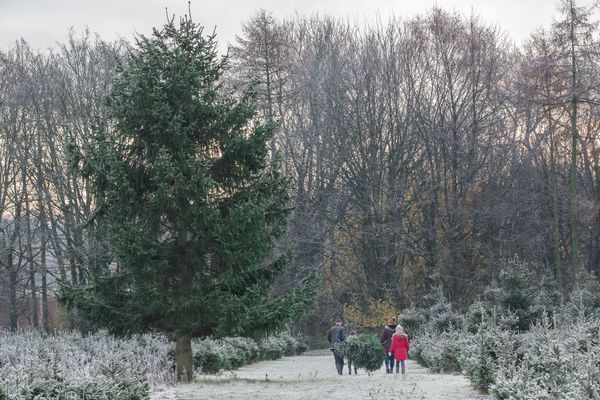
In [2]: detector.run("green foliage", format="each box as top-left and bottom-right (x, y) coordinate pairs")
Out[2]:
(473, 259), (560, 333)
(334, 334), (386, 372)
(402, 286), (463, 335)
(412, 329), (466, 373)
(187, 333), (302, 374)
(397, 308), (427, 336)
(490, 319), (600, 399)
(459, 325), (514, 392)
(467, 334), (496, 392)
(560, 270), (600, 323)
(0, 331), (160, 400)
(58, 14), (318, 340)
(194, 351), (229, 374)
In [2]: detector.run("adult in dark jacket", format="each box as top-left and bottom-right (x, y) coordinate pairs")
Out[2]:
(327, 318), (347, 375)
(379, 317), (397, 373)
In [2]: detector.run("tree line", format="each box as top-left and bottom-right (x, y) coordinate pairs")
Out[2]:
(1, 1), (599, 340)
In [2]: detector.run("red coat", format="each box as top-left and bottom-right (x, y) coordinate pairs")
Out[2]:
(389, 333), (410, 361)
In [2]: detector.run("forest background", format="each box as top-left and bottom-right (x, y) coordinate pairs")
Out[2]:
(1, 0), (599, 346)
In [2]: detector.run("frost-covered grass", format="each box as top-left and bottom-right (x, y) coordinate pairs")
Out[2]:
(176, 352), (478, 400)
(0, 330), (305, 399)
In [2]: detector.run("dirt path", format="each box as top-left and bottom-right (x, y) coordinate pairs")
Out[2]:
(151, 351), (488, 400)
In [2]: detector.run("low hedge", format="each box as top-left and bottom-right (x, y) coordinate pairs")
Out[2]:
(191, 332), (307, 374)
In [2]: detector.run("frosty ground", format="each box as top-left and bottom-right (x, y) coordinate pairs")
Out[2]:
(152, 350), (488, 400)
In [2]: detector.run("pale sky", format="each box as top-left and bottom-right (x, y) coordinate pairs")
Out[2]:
(0, 0), (596, 52)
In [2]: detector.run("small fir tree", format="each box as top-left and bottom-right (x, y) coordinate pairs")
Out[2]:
(59, 15), (318, 381)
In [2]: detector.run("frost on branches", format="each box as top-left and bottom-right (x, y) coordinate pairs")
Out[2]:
(0, 330), (173, 399)
(0, 330), (304, 399)
(406, 264), (600, 399)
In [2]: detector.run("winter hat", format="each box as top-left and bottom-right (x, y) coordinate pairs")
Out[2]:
(395, 325), (404, 334)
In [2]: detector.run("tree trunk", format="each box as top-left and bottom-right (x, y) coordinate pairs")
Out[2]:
(175, 334), (194, 382)
(40, 208), (50, 331)
(570, 96), (579, 276)
(8, 252), (18, 331)
(547, 107), (563, 299)
(29, 266), (38, 329)
(24, 174), (39, 329)
(569, 0), (579, 277)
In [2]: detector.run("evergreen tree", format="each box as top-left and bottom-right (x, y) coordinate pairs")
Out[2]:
(59, 15), (318, 381)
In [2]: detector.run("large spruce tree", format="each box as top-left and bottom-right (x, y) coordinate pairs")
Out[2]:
(59, 15), (317, 380)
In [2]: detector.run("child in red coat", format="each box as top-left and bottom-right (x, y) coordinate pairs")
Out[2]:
(388, 325), (410, 374)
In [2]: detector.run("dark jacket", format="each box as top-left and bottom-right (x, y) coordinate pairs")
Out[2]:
(379, 324), (397, 351)
(327, 324), (347, 347)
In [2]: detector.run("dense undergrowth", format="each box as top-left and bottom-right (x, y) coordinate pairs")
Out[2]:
(406, 260), (600, 399)
(0, 330), (305, 399)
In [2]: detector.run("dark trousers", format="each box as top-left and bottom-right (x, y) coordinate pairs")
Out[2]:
(384, 353), (394, 371)
(333, 352), (344, 374)
(347, 360), (357, 375)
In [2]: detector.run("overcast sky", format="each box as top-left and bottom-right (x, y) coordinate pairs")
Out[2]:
(0, 0), (597, 52)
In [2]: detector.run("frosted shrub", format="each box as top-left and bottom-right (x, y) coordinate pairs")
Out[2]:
(223, 337), (261, 363)
(429, 303), (464, 333)
(480, 259), (559, 332)
(462, 331), (496, 392)
(0, 329), (306, 397)
(559, 270), (600, 324)
(398, 308), (427, 336)
(460, 325), (517, 392)
(192, 338), (233, 373)
(0, 330), (174, 400)
(423, 286), (465, 333)
(412, 329), (468, 373)
(491, 320), (600, 399)
(259, 334), (290, 359)
(191, 331), (302, 374)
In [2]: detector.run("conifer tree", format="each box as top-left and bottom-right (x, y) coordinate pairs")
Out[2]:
(59, 15), (318, 381)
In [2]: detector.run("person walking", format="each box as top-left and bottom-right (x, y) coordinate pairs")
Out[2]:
(327, 318), (347, 375)
(379, 317), (397, 373)
(388, 325), (410, 374)
(346, 330), (358, 375)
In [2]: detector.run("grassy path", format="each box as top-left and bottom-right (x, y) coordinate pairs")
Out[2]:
(150, 351), (489, 400)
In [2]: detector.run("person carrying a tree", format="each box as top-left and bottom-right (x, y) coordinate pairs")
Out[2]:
(346, 330), (358, 375)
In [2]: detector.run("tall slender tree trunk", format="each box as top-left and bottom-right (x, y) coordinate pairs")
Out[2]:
(29, 265), (38, 328)
(175, 334), (193, 381)
(569, 0), (579, 276)
(8, 252), (18, 331)
(22, 166), (40, 329)
(547, 105), (563, 298)
(25, 194), (39, 329)
(40, 208), (50, 331)
(570, 97), (579, 275)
